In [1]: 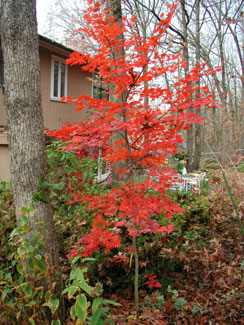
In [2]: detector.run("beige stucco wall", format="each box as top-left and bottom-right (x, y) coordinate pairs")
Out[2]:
(39, 46), (92, 130)
(0, 134), (10, 181)
(0, 41), (93, 181)
(0, 89), (4, 126)
(0, 46), (92, 130)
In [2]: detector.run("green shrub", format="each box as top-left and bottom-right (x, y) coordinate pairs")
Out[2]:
(0, 181), (15, 268)
(236, 163), (244, 173)
(63, 256), (120, 324)
(0, 210), (60, 323)
(165, 191), (212, 251)
(46, 141), (107, 255)
(0, 208), (120, 324)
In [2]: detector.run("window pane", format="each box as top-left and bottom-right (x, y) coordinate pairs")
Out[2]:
(93, 85), (100, 100)
(60, 63), (66, 97)
(101, 89), (109, 101)
(53, 61), (59, 97)
(93, 85), (109, 100)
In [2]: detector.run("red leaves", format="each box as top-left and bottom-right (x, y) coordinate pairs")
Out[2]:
(144, 274), (162, 289)
(49, 0), (218, 260)
(69, 226), (121, 258)
(66, 177), (180, 256)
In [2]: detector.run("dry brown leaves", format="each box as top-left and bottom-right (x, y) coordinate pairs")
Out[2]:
(109, 169), (244, 323)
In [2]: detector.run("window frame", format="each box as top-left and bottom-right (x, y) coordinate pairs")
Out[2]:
(50, 55), (68, 101)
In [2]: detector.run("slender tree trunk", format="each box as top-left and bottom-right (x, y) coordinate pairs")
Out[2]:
(0, 0), (59, 267)
(107, 0), (128, 185)
(180, 0), (194, 172)
(132, 235), (139, 314)
(192, 0), (202, 170)
(107, 0), (140, 313)
(240, 16), (244, 149)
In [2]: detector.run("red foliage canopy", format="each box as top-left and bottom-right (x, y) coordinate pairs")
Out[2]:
(50, 1), (216, 258)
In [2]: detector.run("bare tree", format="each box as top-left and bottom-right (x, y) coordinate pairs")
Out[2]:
(41, 0), (94, 52)
(196, 0), (244, 161)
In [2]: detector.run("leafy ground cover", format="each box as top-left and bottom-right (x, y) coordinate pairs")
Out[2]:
(109, 167), (244, 324)
(1, 161), (244, 324)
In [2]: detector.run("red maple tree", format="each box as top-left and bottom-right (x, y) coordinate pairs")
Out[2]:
(50, 0), (216, 311)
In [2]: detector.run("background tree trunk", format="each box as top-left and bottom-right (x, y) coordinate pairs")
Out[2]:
(192, 0), (202, 170)
(180, 0), (194, 172)
(0, 0), (59, 268)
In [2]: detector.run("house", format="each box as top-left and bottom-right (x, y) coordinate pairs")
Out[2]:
(0, 35), (94, 181)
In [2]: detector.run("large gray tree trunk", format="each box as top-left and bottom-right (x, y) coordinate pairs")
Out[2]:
(0, 0), (59, 267)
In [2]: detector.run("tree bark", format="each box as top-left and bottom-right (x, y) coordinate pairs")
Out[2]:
(180, 0), (194, 172)
(0, 0), (59, 268)
(107, 0), (130, 184)
(192, 0), (202, 171)
(107, 0), (139, 313)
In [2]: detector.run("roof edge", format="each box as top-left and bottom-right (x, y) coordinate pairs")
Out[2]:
(38, 34), (74, 54)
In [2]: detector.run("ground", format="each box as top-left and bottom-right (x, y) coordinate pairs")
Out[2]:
(109, 168), (244, 324)
(1, 166), (244, 324)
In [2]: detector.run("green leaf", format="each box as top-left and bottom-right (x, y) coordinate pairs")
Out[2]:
(39, 176), (47, 190)
(102, 299), (121, 306)
(43, 298), (59, 314)
(174, 297), (187, 310)
(2, 288), (10, 300)
(70, 268), (85, 281)
(6, 300), (15, 306)
(26, 301), (37, 307)
(70, 305), (76, 320)
(28, 204), (35, 216)
(90, 308), (103, 325)
(240, 259), (244, 270)
(77, 294), (88, 311)
(192, 305), (202, 315)
(75, 305), (87, 323)
(78, 280), (91, 296)
(28, 257), (35, 270)
(92, 297), (103, 314)
(37, 288), (44, 299)
(21, 223), (31, 233)
(17, 246), (26, 256)
(21, 214), (29, 225)
(29, 318), (35, 325)
(9, 227), (20, 239)
(70, 256), (80, 265)
(35, 260), (46, 273)
(16, 264), (23, 275)
(35, 254), (42, 260)
(16, 311), (21, 320)
(82, 257), (96, 262)
(20, 207), (28, 216)
(24, 284), (32, 297)
(62, 286), (79, 299)
(32, 191), (48, 203)
(51, 320), (61, 325)
(45, 290), (51, 302)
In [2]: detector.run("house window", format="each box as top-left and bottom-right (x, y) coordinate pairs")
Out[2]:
(51, 56), (67, 101)
(92, 73), (109, 101)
